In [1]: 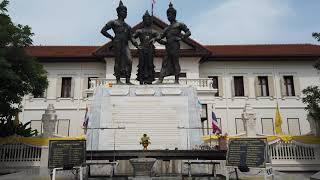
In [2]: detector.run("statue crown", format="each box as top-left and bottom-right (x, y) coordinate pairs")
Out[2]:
(117, 0), (127, 13)
(143, 10), (151, 19)
(167, 2), (176, 15)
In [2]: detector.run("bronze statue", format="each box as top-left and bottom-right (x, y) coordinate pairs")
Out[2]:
(101, 1), (138, 85)
(156, 2), (191, 84)
(134, 11), (159, 85)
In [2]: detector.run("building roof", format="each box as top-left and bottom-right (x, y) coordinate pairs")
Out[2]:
(25, 46), (99, 58)
(207, 44), (320, 57)
(25, 44), (320, 60)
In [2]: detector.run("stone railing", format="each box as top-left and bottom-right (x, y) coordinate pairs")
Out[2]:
(268, 141), (320, 171)
(89, 78), (214, 91)
(0, 143), (42, 167)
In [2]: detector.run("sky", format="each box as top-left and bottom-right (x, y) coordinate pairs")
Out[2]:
(7, 0), (320, 46)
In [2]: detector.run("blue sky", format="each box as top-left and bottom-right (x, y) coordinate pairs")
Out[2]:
(7, 0), (320, 45)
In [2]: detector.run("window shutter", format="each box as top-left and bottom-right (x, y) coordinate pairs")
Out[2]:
(268, 76), (275, 97)
(82, 78), (89, 98)
(218, 76), (224, 97)
(56, 77), (62, 98)
(244, 77), (249, 97)
(71, 77), (75, 98)
(231, 77), (235, 97)
(280, 77), (286, 97)
(236, 118), (245, 134)
(56, 119), (70, 136)
(293, 76), (301, 97)
(261, 119), (274, 135)
(287, 118), (301, 135)
(255, 77), (261, 97)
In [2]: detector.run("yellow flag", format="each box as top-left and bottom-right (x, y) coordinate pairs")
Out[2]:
(275, 103), (283, 135)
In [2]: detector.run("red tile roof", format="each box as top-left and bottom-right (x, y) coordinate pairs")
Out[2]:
(207, 44), (320, 57)
(25, 46), (99, 58)
(25, 44), (320, 59)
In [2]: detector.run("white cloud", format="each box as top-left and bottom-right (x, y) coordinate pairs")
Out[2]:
(190, 0), (293, 45)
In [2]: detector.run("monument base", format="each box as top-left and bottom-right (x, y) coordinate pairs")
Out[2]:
(87, 85), (202, 151)
(129, 158), (156, 179)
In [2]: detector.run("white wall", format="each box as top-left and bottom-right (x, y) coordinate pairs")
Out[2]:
(21, 59), (318, 137)
(199, 60), (318, 136)
(21, 62), (106, 136)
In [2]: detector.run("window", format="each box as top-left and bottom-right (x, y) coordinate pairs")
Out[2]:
(88, 77), (98, 89)
(234, 76), (244, 96)
(235, 118), (245, 134)
(258, 76), (269, 96)
(56, 119), (70, 136)
(61, 77), (72, 98)
(209, 76), (219, 96)
(261, 118), (274, 135)
(201, 104), (208, 135)
(179, 73), (187, 78)
(287, 118), (301, 135)
(284, 76), (295, 96)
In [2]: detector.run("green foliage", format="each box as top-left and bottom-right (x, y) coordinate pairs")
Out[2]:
(302, 86), (320, 121)
(0, 0), (9, 13)
(0, 0), (48, 135)
(313, 32), (320, 42)
(301, 33), (320, 122)
(0, 120), (38, 137)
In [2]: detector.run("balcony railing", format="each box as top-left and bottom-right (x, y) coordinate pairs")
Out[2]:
(0, 143), (42, 167)
(89, 78), (214, 91)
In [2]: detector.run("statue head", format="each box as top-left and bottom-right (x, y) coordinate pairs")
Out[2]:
(166, 2), (176, 22)
(143, 10), (152, 27)
(116, 0), (127, 19)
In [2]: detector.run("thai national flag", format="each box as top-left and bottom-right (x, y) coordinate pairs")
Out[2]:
(211, 111), (221, 134)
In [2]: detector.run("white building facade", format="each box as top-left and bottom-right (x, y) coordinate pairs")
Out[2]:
(22, 18), (320, 141)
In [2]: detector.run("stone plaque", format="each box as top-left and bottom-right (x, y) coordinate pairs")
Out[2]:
(226, 138), (267, 168)
(48, 140), (86, 169)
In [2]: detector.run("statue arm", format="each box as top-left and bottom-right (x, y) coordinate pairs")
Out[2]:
(101, 21), (114, 40)
(133, 29), (141, 39)
(149, 31), (160, 44)
(129, 28), (139, 49)
(180, 23), (191, 40)
(156, 29), (167, 45)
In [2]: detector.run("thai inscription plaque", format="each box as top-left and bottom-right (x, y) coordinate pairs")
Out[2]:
(226, 138), (267, 168)
(48, 140), (86, 169)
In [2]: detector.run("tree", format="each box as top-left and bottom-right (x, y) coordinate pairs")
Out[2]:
(302, 32), (320, 136)
(0, 0), (48, 136)
(313, 32), (320, 42)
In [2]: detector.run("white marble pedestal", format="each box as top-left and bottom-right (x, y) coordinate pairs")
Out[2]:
(87, 85), (202, 151)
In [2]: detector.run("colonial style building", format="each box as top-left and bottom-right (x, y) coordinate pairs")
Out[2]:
(22, 17), (320, 140)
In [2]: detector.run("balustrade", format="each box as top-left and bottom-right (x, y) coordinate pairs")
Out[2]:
(89, 78), (214, 90)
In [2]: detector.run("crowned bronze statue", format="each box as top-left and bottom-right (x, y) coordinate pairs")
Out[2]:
(134, 11), (159, 85)
(101, 1), (138, 85)
(156, 2), (191, 84)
